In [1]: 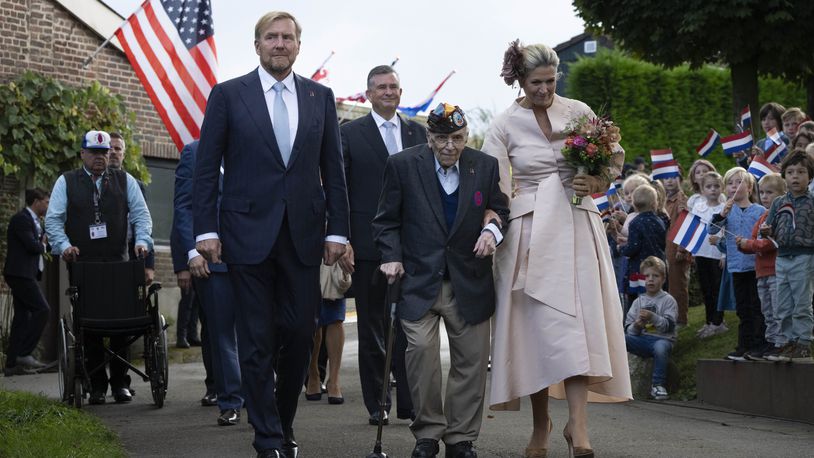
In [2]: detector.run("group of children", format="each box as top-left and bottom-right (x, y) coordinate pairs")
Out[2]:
(607, 103), (814, 401)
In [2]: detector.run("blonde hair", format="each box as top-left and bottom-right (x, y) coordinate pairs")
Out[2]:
(781, 107), (806, 123)
(523, 44), (560, 77)
(700, 171), (723, 189)
(723, 167), (756, 200)
(255, 11), (301, 40)
(759, 173), (787, 194)
(640, 256), (667, 277)
(688, 159), (717, 193)
(650, 179), (667, 214)
(633, 184), (657, 212)
(623, 172), (650, 191)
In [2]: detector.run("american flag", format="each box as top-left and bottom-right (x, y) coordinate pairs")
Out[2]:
(115, 0), (217, 151)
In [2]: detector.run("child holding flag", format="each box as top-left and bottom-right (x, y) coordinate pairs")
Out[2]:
(661, 172), (691, 327)
(708, 167), (766, 361)
(692, 171), (729, 338)
(762, 151), (814, 362)
(619, 185), (666, 310)
(736, 174), (786, 360)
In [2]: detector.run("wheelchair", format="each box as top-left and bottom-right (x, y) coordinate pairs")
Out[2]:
(56, 259), (168, 408)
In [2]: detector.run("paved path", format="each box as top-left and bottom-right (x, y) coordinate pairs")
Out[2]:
(3, 322), (813, 457)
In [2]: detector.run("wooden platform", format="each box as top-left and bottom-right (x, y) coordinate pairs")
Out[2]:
(696, 359), (814, 423)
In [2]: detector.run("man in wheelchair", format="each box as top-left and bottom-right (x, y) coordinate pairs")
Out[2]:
(45, 130), (154, 404)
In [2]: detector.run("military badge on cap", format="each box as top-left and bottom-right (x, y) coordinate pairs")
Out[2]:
(82, 130), (111, 150)
(427, 102), (467, 133)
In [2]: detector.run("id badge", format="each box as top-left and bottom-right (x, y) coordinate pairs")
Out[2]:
(89, 223), (108, 240)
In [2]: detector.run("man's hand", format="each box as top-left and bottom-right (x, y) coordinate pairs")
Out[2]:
(145, 268), (155, 285)
(196, 239), (222, 264)
(338, 243), (355, 275)
(176, 270), (192, 292)
(62, 246), (80, 262)
(473, 231), (496, 258)
(189, 255), (210, 279)
(573, 173), (603, 197)
(135, 244), (149, 258)
(323, 241), (346, 266)
(379, 262), (404, 284)
(482, 209), (501, 229)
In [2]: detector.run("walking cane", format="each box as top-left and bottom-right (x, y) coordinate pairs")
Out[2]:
(366, 276), (401, 458)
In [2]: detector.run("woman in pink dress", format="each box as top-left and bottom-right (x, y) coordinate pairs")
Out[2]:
(482, 41), (632, 458)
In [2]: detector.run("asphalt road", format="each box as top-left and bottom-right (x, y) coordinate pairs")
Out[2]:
(3, 321), (813, 457)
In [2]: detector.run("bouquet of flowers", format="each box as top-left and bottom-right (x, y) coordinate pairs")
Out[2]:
(561, 115), (621, 204)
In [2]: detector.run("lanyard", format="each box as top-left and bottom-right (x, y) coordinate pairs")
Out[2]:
(92, 175), (102, 224)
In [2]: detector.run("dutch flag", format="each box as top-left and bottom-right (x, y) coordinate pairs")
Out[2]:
(721, 131), (754, 155)
(669, 210), (708, 255)
(606, 183), (618, 198)
(740, 106), (751, 129)
(650, 149), (674, 163)
(747, 156), (777, 180)
(592, 192), (610, 213)
(696, 130), (720, 157)
(628, 273), (646, 294)
(650, 149), (680, 180)
(766, 127), (783, 146)
(765, 141), (787, 164)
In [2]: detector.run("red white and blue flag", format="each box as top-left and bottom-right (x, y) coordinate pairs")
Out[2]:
(766, 127), (783, 146)
(696, 129), (720, 157)
(747, 156), (777, 180)
(397, 70), (456, 117)
(669, 210), (708, 255)
(765, 141), (787, 164)
(650, 149), (680, 180)
(721, 131), (753, 155)
(606, 182), (618, 198)
(740, 106), (751, 129)
(628, 273), (646, 294)
(115, 0), (218, 151)
(777, 203), (796, 230)
(592, 192), (610, 213)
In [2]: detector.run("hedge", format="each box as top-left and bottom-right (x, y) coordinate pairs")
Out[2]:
(566, 50), (807, 174)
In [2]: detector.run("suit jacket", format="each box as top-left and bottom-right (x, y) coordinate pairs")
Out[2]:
(193, 69), (349, 266)
(171, 141), (227, 274)
(372, 145), (510, 325)
(3, 209), (44, 280)
(341, 113), (426, 261)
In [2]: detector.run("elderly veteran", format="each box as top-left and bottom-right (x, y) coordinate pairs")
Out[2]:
(45, 130), (153, 405)
(373, 103), (510, 458)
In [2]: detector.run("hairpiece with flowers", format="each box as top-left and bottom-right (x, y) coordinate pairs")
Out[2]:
(500, 39), (524, 87)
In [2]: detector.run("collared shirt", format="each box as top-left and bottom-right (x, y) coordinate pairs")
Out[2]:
(45, 168), (154, 255)
(26, 207), (42, 238)
(258, 66), (298, 151)
(433, 157), (502, 244)
(370, 110), (403, 153)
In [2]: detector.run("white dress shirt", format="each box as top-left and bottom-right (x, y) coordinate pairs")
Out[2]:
(370, 110), (404, 153)
(258, 67), (298, 151)
(433, 157), (502, 244)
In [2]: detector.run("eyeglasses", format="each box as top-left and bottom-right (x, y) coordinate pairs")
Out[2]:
(429, 133), (467, 146)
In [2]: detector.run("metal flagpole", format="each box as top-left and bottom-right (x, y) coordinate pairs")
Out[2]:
(81, 1), (148, 69)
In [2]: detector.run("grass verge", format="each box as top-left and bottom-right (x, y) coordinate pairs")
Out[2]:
(672, 305), (740, 400)
(0, 389), (125, 457)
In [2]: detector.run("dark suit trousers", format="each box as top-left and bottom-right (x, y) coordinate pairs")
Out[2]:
(230, 219), (320, 452)
(196, 288), (215, 394)
(3, 275), (50, 367)
(176, 286), (201, 341)
(85, 333), (130, 392)
(353, 260), (412, 416)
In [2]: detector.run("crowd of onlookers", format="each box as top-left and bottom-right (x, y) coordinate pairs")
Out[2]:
(608, 102), (814, 400)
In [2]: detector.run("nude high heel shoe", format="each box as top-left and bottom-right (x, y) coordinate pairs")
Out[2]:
(563, 427), (594, 458)
(524, 418), (552, 458)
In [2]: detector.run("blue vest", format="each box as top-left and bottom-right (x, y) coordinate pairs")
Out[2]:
(437, 179), (459, 231)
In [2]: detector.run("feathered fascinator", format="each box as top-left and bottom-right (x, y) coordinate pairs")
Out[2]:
(500, 39), (524, 86)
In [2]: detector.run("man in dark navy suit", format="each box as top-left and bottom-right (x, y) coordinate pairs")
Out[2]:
(171, 140), (243, 426)
(339, 65), (424, 425)
(192, 11), (348, 458)
(3, 188), (50, 376)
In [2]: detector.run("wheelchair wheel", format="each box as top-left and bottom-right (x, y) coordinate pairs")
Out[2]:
(148, 315), (169, 407)
(57, 318), (73, 404)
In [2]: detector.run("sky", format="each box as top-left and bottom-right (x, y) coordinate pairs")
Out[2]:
(103, 0), (586, 117)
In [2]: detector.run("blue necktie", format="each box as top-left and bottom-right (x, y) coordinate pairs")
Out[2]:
(272, 82), (291, 165)
(383, 121), (399, 155)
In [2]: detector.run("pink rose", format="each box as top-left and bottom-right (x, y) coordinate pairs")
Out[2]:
(573, 136), (588, 147)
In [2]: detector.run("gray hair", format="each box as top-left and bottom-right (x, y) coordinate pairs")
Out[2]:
(366, 65), (399, 89)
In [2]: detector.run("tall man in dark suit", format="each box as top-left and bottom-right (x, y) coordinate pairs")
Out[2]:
(171, 140), (243, 426)
(193, 11), (348, 458)
(339, 65), (425, 425)
(3, 188), (50, 376)
(373, 104), (509, 458)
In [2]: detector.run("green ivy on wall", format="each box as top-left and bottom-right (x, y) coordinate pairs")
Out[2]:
(0, 71), (149, 188)
(566, 50), (806, 175)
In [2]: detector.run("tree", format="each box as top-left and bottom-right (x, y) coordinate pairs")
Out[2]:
(573, 0), (814, 129)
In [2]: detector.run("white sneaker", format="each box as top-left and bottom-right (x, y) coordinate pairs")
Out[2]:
(650, 385), (669, 400)
(708, 322), (729, 337)
(696, 323), (711, 337)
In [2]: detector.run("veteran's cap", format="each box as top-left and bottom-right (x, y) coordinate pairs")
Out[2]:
(82, 130), (111, 150)
(427, 103), (467, 133)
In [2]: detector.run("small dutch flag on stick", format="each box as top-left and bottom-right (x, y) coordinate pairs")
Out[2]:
(696, 130), (720, 157)
(740, 105), (751, 130)
(721, 131), (754, 156)
(747, 156), (777, 180)
(668, 210), (708, 255)
(650, 149), (680, 180)
(765, 141), (787, 164)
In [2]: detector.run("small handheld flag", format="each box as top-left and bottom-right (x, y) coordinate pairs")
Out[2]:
(696, 130), (720, 157)
(740, 106), (751, 130)
(766, 128), (783, 146)
(777, 203), (796, 230)
(747, 156), (777, 180)
(765, 141), (787, 164)
(669, 210), (708, 255)
(592, 192), (609, 213)
(721, 131), (754, 155)
(650, 149), (680, 180)
(628, 273), (646, 294)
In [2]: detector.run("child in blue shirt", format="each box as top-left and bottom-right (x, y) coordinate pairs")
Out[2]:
(619, 185), (666, 309)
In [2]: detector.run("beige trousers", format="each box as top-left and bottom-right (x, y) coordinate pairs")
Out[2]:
(401, 280), (490, 444)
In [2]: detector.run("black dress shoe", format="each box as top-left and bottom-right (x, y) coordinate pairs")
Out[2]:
(176, 338), (190, 349)
(187, 337), (202, 346)
(88, 391), (106, 405)
(445, 440), (476, 458)
(412, 438), (439, 458)
(113, 388), (133, 404)
(281, 438), (298, 458)
(217, 408), (240, 426)
(201, 392), (218, 406)
(397, 408), (416, 420)
(304, 391), (322, 401)
(328, 395), (344, 405)
(256, 450), (282, 458)
(368, 410), (389, 426)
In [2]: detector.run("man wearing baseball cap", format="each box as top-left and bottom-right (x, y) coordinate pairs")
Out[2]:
(44, 129), (153, 405)
(372, 103), (510, 457)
